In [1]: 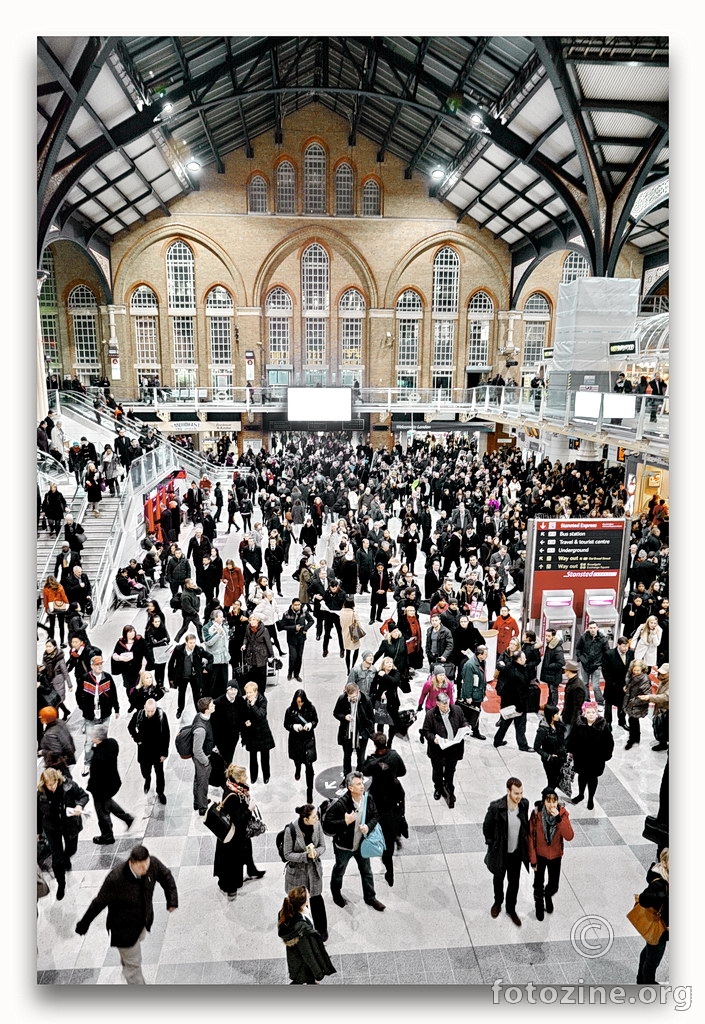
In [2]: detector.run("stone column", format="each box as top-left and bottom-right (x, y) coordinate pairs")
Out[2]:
(37, 270), (49, 420)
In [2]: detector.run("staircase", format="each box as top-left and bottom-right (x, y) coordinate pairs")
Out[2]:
(78, 496), (122, 585)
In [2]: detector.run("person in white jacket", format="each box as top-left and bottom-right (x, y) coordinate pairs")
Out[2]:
(631, 615), (662, 668)
(253, 590), (285, 656)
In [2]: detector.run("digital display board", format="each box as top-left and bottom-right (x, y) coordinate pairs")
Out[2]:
(529, 519), (627, 618)
(287, 387), (352, 421)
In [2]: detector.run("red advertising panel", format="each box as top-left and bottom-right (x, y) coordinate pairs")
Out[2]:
(529, 519), (626, 618)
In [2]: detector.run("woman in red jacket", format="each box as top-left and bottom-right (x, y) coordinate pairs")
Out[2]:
(222, 559), (245, 609)
(528, 787), (575, 921)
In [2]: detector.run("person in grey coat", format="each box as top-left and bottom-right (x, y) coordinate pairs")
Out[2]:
(203, 608), (230, 698)
(347, 650), (376, 696)
(192, 697), (215, 815)
(283, 802), (328, 940)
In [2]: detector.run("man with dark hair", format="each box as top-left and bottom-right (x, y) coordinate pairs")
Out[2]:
(601, 636), (634, 729)
(421, 691), (467, 807)
(192, 696), (215, 816)
(483, 777), (530, 927)
(75, 845), (178, 984)
(540, 628), (566, 706)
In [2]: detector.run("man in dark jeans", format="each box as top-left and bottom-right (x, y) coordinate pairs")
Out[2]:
(539, 628), (566, 706)
(323, 771), (386, 912)
(87, 726), (134, 844)
(482, 777), (530, 927)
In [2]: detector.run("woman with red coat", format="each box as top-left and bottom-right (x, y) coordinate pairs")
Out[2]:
(492, 605), (520, 655)
(399, 604), (424, 671)
(222, 559), (245, 609)
(528, 787), (575, 921)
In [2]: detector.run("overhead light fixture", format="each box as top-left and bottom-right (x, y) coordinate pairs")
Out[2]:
(431, 166), (444, 180)
(468, 111), (485, 130)
(162, 102), (173, 114)
(186, 159), (201, 172)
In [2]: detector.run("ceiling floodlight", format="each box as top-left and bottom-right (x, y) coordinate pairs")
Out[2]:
(431, 166), (444, 180)
(186, 159), (201, 172)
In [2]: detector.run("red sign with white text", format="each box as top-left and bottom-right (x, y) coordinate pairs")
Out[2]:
(530, 519), (626, 618)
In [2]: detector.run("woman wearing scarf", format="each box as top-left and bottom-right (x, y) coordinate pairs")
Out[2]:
(212, 763), (266, 901)
(282, 804), (328, 940)
(528, 787), (574, 921)
(277, 886), (336, 985)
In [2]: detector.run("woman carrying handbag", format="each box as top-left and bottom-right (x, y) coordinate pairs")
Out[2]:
(633, 848), (669, 983)
(339, 597), (364, 673)
(282, 804), (328, 941)
(211, 764), (266, 901)
(283, 690), (319, 803)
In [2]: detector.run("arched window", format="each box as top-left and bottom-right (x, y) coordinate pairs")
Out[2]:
(266, 287), (293, 366)
(562, 251), (591, 283)
(523, 293), (552, 365)
(248, 175), (268, 214)
(432, 246), (459, 314)
(130, 286), (160, 370)
(206, 287), (234, 390)
(68, 285), (99, 377)
(39, 249), (61, 373)
(301, 243), (329, 313)
(395, 289), (423, 395)
(303, 143), (326, 215)
(335, 163), (354, 216)
(166, 241), (195, 310)
(276, 161), (296, 214)
(339, 288), (365, 369)
(467, 290), (494, 367)
(361, 179), (381, 217)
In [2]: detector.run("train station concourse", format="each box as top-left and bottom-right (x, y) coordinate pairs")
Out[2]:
(27, 29), (690, 1012)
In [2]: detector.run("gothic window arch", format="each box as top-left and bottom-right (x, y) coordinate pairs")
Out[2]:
(266, 287), (293, 366)
(361, 178), (381, 216)
(248, 175), (268, 214)
(68, 285), (99, 378)
(467, 290), (494, 367)
(339, 288), (365, 371)
(303, 143), (326, 215)
(276, 161), (296, 214)
(562, 251), (591, 283)
(206, 287), (234, 390)
(395, 289), (423, 395)
(335, 162), (354, 216)
(523, 293), (552, 365)
(130, 286), (160, 371)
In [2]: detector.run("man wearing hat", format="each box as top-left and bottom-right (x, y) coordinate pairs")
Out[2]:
(561, 660), (586, 739)
(321, 577), (347, 658)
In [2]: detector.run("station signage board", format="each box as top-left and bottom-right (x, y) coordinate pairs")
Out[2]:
(529, 518), (627, 618)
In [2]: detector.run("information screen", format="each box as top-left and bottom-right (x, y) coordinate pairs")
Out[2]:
(529, 519), (626, 618)
(287, 387), (352, 422)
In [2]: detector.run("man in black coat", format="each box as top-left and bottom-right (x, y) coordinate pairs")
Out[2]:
(75, 844), (178, 984)
(369, 563), (391, 624)
(421, 692), (467, 808)
(54, 543), (81, 583)
(323, 771), (386, 912)
(211, 683), (241, 768)
(561, 660), (587, 738)
(241, 536), (263, 597)
(482, 777), (530, 927)
(128, 699), (170, 803)
(87, 726), (134, 844)
(333, 683), (374, 774)
(279, 599), (314, 681)
(321, 579), (347, 657)
(601, 636), (634, 729)
(167, 634), (213, 719)
(64, 565), (92, 612)
(539, 629), (566, 706)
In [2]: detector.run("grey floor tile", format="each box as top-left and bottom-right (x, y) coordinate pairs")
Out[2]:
(202, 961), (233, 984)
(257, 958), (288, 983)
(559, 962), (596, 984)
(173, 962), (205, 984)
(589, 959), (635, 985)
(447, 946), (480, 972)
(39, 969), (72, 984)
(345, 972), (373, 984)
(500, 943), (534, 964)
(394, 949), (424, 971)
(397, 970), (429, 984)
(155, 963), (178, 984)
(478, 960), (507, 985)
(451, 968), (485, 985)
(339, 951), (370, 974)
(421, 947), (452, 970)
(69, 968), (99, 984)
(229, 962), (259, 985)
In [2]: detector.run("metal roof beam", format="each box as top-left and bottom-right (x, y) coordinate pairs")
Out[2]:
(347, 41), (378, 146)
(377, 38), (430, 162)
(270, 48), (283, 144)
(171, 36), (224, 173)
(581, 100), (668, 128)
(225, 37), (253, 158)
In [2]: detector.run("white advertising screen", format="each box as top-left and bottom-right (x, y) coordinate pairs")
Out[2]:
(602, 393), (636, 418)
(287, 387), (352, 421)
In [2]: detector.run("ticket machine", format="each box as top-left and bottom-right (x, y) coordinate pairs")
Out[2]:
(583, 588), (619, 646)
(540, 590), (576, 658)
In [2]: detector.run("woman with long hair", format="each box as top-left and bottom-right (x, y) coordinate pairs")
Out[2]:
(111, 624), (151, 710)
(212, 764), (266, 901)
(283, 689), (319, 803)
(144, 613), (171, 688)
(631, 614), (662, 668)
(282, 805), (328, 940)
(42, 638), (72, 720)
(566, 701), (614, 809)
(636, 847), (669, 984)
(83, 461), (102, 516)
(533, 705), (567, 789)
(339, 596), (362, 673)
(239, 681), (276, 784)
(277, 886), (336, 985)
(42, 575), (70, 648)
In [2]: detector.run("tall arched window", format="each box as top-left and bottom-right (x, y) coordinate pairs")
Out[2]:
(467, 290), (494, 367)
(523, 293), (552, 365)
(266, 287), (293, 378)
(39, 248), (61, 373)
(396, 289), (423, 396)
(361, 179), (381, 216)
(303, 143), (326, 215)
(166, 242), (196, 386)
(302, 243), (329, 383)
(248, 175), (268, 214)
(276, 161), (296, 214)
(130, 285), (160, 373)
(339, 288), (365, 384)
(68, 285), (99, 380)
(335, 163), (354, 216)
(432, 247), (459, 398)
(562, 251), (591, 283)
(206, 286), (234, 391)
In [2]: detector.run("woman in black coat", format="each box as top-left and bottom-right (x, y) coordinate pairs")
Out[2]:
(277, 886), (336, 985)
(213, 764), (266, 901)
(361, 732), (407, 887)
(227, 600), (249, 681)
(533, 705), (568, 790)
(111, 624), (152, 709)
(370, 657), (410, 745)
(42, 483), (68, 536)
(636, 848), (669, 984)
(37, 767), (89, 900)
(239, 681), (276, 784)
(566, 702), (614, 809)
(144, 613), (171, 688)
(283, 689), (318, 803)
(448, 614), (485, 674)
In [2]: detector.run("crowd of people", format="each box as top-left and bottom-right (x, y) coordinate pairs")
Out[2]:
(36, 427), (670, 985)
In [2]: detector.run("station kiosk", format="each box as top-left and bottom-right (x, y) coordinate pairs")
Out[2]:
(540, 590), (577, 658)
(582, 588), (619, 646)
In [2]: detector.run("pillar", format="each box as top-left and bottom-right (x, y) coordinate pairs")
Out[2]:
(37, 270), (49, 420)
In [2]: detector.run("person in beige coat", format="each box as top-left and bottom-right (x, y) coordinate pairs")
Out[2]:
(339, 597), (363, 673)
(639, 663), (669, 751)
